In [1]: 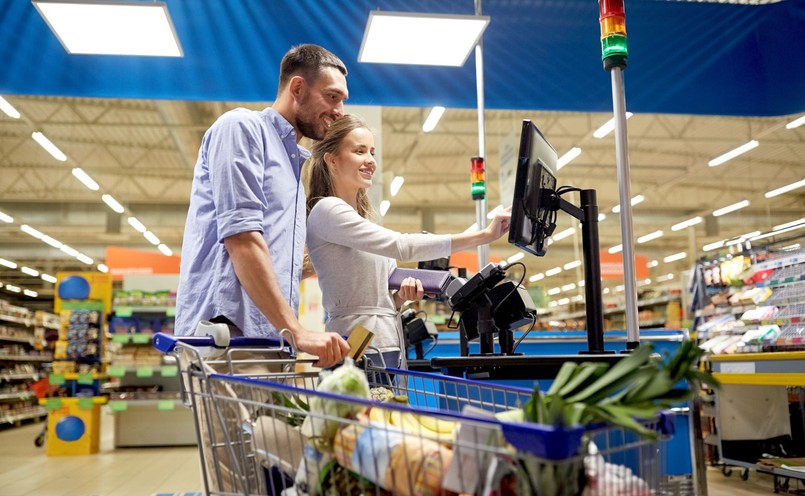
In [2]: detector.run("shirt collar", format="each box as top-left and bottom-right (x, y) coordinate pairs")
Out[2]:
(263, 108), (311, 160)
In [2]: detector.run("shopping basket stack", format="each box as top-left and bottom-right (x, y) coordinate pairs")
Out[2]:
(154, 332), (674, 496)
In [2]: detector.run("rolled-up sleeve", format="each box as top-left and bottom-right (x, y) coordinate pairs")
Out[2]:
(207, 112), (267, 242)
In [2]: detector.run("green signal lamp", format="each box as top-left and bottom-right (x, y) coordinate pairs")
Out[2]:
(599, 0), (628, 70)
(470, 156), (486, 200)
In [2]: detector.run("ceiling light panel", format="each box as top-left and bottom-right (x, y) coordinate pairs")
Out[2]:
(359, 12), (489, 67)
(34, 1), (183, 57)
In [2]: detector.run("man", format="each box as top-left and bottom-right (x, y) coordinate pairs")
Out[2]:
(176, 44), (350, 368)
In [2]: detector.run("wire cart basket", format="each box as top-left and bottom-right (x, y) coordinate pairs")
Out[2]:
(154, 332), (675, 496)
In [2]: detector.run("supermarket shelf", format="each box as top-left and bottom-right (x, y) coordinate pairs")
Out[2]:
(0, 391), (35, 401)
(0, 314), (32, 327)
(107, 333), (157, 345)
(639, 318), (668, 328)
(0, 373), (40, 381)
(0, 354), (52, 362)
(709, 351), (805, 386)
(550, 295), (680, 321)
(108, 398), (182, 405)
(0, 335), (34, 345)
(1, 407), (47, 424)
(113, 306), (175, 315)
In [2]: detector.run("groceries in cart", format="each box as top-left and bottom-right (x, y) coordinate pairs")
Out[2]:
(157, 332), (715, 495)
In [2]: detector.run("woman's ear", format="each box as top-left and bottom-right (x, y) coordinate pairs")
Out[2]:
(323, 152), (335, 170)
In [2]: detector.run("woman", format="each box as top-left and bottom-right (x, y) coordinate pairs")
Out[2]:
(305, 114), (511, 369)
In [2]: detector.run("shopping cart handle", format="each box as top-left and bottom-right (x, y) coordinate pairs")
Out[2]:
(153, 332), (289, 354)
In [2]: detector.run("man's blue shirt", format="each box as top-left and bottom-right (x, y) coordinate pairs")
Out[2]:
(176, 108), (309, 338)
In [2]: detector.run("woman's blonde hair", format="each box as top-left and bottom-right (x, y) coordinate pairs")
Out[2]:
(306, 114), (375, 219)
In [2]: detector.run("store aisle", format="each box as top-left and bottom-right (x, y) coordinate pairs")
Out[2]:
(0, 419), (791, 495)
(0, 420), (201, 496)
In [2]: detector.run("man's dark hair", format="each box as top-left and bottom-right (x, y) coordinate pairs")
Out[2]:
(279, 44), (347, 90)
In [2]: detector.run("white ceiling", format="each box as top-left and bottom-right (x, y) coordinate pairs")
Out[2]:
(0, 95), (803, 308)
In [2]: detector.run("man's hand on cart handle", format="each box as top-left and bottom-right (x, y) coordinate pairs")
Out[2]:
(293, 328), (350, 368)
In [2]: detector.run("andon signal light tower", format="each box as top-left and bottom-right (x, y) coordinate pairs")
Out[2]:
(599, 0), (639, 348)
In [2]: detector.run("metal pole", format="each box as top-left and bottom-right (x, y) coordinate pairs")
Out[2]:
(610, 66), (639, 347)
(580, 190), (605, 353)
(474, 0), (488, 268)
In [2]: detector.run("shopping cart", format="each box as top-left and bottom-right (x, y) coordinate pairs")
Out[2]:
(154, 332), (675, 496)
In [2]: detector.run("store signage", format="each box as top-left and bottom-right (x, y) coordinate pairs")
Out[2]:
(105, 246), (180, 282)
(599, 251), (649, 279)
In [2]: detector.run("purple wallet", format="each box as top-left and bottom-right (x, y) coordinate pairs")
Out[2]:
(388, 268), (453, 294)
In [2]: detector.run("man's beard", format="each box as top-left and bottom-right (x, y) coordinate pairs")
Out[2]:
(296, 95), (326, 141)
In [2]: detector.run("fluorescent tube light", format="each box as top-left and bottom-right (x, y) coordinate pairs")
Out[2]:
(41, 274), (57, 283)
(598, 213), (606, 222)
(557, 297), (570, 305)
(765, 178), (805, 198)
(101, 194), (125, 213)
(563, 260), (582, 270)
(60, 245), (80, 257)
(750, 222), (805, 241)
(77, 254), (93, 265)
(0, 258), (18, 269)
(547, 287), (561, 296)
(561, 283), (576, 292)
(422, 106), (446, 132)
(663, 252), (687, 263)
(608, 244), (623, 254)
(0, 211), (13, 223)
(637, 230), (663, 244)
(552, 227), (575, 241)
(593, 112), (633, 139)
(390, 176), (405, 197)
(556, 147), (582, 170)
(545, 267), (562, 277)
(571, 295), (584, 302)
(713, 200), (750, 217)
(20, 225), (44, 239)
(647, 260), (659, 268)
(708, 140), (759, 167)
(774, 218), (805, 231)
(638, 278), (652, 286)
(0, 96), (21, 119)
(781, 243), (801, 252)
(785, 115), (805, 129)
(725, 237), (744, 247)
(31, 132), (66, 161)
(33, 1), (183, 57)
(507, 252), (524, 264)
(379, 200), (391, 216)
(97, 263), (109, 273)
(21, 267), (39, 277)
(603, 287), (611, 294)
(615, 285), (625, 292)
(528, 273), (544, 283)
(5, 285), (21, 293)
(71, 168), (100, 191)
(23, 289), (38, 298)
(359, 12), (489, 67)
(611, 194), (644, 213)
(703, 240), (725, 252)
(671, 216), (702, 231)
(143, 231), (160, 245)
(127, 217), (147, 233)
(41, 235), (63, 249)
(578, 280), (586, 287)
(657, 273), (675, 282)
